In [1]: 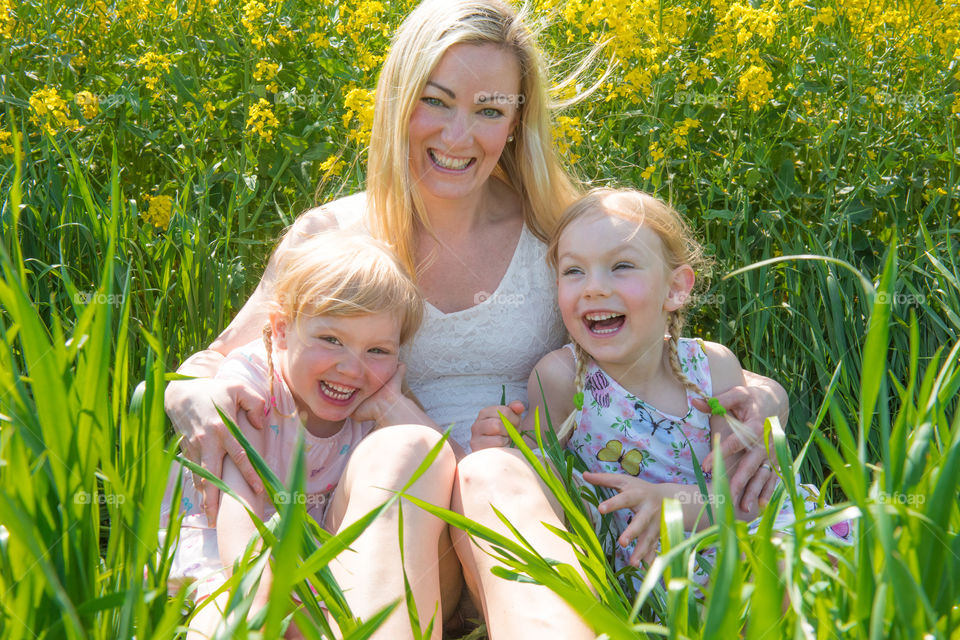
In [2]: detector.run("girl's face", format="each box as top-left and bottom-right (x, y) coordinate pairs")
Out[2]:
(407, 43), (521, 205)
(272, 311), (401, 436)
(556, 210), (693, 378)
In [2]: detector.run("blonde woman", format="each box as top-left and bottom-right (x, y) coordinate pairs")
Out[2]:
(165, 1), (787, 636)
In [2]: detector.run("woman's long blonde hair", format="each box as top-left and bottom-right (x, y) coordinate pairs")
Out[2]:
(366, 0), (582, 276)
(262, 231), (423, 407)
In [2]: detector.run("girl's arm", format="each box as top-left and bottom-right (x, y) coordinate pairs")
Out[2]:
(469, 348), (578, 452)
(699, 342), (783, 512)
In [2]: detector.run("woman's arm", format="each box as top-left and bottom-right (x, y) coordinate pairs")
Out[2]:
(695, 344), (783, 512)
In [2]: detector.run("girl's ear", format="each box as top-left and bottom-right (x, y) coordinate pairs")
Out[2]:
(270, 312), (289, 350)
(664, 264), (696, 312)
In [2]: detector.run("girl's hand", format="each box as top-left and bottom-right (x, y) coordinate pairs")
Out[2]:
(582, 472), (667, 567)
(469, 401), (526, 451)
(164, 377), (267, 525)
(693, 382), (783, 512)
(352, 363), (411, 426)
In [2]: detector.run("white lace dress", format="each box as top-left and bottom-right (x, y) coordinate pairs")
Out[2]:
(332, 196), (567, 451)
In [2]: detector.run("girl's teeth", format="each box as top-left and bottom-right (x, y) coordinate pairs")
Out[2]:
(592, 327), (619, 334)
(430, 149), (471, 170)
(585, 312), (623, 321)
(322, 382), (356, 400)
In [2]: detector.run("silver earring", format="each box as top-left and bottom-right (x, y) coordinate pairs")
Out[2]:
(507, 135), (515, 142)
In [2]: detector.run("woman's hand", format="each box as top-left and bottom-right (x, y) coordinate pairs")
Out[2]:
(693, 374), (786, 512)
(469, 401), (526, 451)
(164, 376), (267, 525)
(582, 472), (667, 568)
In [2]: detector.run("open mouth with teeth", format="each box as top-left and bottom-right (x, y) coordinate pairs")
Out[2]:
(584, 311), (625, 336)
(319, 380), (359, 405)
(428, 149), (475, 171)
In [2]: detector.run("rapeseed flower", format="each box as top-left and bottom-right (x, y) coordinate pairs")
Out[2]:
(75, 91), (100, 120)
(29, 87), (80, 134)
(254, 60), (280, 92)
(246, 98), (279, 142)
(0, 130), (15, 154)
(319, 156), (346, 178)
(343, 88), (375, 147)
(554, 115), (583, 162)
(142, 194), (173, 228)
(737, 64), (774, 111)
(0, 0), (14, 38)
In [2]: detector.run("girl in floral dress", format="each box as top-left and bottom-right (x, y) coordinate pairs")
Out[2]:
(472, 187), (852, 585)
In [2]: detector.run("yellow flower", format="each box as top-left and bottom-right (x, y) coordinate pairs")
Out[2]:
(553, 115), (584, 161)
(737, 64), (774, 111)
(203, 101), (217, 118)
(137, 52), (173, 74)
(0, 0), (16, 37)
(343, 87), (376, 147)
(75, 91), (100, 120)
(319, 156), (346, 177)
(246, 98), (279, 142)
(254, 59), (279, 83)
(642, 165), (656, 180)
(0, 130), (15, 154)
(29, 87), (80, 134)
(650, 141), (665, 162)
(812, 6), (836, 27)
(241, 0), (267, 36)
(142, 194), (174, 228)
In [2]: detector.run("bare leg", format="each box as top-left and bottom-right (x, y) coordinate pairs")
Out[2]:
(452, 448), (595, 639)
(325, 425), (456, 640)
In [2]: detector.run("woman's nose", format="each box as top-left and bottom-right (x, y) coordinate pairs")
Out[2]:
(440, 110), (471, 148)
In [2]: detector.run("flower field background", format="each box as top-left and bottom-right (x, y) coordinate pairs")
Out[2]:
(1, 0), (959, 638)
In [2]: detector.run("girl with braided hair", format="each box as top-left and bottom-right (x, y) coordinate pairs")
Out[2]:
(471, 187), (851, 581)
(161, 230), (434, 638)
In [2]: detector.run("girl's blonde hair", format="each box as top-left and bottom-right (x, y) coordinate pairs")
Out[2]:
(547, 188), (713, 436)
(366, 0), (581, 276)
(262, 231), (423, 406)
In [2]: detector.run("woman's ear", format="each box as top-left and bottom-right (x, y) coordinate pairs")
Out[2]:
(269, 312), (288, 350)
(664, 265), (696, 312)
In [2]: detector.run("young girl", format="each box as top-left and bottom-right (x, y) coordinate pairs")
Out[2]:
(160, 230), (424, 638)
(472, 187), (851, 583)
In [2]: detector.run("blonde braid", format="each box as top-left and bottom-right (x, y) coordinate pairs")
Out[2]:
(555, 341), (591, 443)
(262, 323), (297, 419)
(666, 312), (707, 401)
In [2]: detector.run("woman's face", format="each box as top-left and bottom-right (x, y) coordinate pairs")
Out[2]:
(408, 43), (522, 205)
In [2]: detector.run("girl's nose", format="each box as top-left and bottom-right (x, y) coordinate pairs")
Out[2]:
(583, 272), (610, 297)
(336, 352), (363, 377)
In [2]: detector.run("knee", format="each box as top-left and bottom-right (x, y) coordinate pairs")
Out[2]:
(350, 424), (457, 485)
(456, 448), (538, 504)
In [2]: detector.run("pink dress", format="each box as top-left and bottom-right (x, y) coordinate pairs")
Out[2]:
(159, 340), (374, 600)
(567, 338), (852, 586)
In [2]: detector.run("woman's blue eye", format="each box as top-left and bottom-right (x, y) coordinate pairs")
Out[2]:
(479, 107), (502, 118)
(422, 96), (445, 107)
